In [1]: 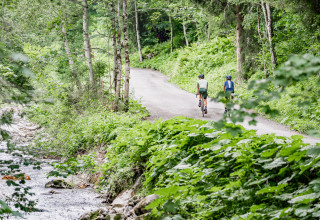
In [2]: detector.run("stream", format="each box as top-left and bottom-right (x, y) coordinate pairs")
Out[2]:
(0, 106), (104, 220)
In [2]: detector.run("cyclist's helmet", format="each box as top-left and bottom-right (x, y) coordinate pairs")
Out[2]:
(198, 74), (205, 79)
(226, 75), (232, 80)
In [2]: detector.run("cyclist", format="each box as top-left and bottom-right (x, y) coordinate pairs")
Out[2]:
(197, 74), (208, 114)
(224, 75), (234, 113)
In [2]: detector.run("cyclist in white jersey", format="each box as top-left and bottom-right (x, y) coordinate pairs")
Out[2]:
(197, 74), (208, 114)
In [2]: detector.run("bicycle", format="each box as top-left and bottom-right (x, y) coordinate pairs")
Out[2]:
(224, 91), (234, 117)
(196, 93), (205, 117)
(224, 106), (231, 117)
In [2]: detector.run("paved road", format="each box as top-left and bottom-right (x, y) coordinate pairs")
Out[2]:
(130, 68), (320, 145)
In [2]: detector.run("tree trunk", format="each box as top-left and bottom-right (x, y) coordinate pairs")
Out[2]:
(61, 21), (82, 90)
(266, 3), (277, 67)
(123, 0), (130, 109)
(257, 6), (269, 78)
(134, 0), (143, 62)
(182, 20), (189, 47)
(82, 0), (94, 88)
(111, 0), (118, 96)
(236, 5), (245, 81)
(115, 0), (122, 111)
(169, 15), (173, 53)
(261, 0), (277, 67)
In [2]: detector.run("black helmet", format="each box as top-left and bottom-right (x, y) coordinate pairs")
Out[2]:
(226, 75), (232, 80)
(198, 74), (204, 79)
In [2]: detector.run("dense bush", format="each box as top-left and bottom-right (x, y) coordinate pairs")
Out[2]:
(27, 100), (148, 156)
(103, 117), (320, 219)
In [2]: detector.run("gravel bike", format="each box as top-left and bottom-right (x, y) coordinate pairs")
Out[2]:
(224, 91), (234, 117)
(196, 94), (205, 117)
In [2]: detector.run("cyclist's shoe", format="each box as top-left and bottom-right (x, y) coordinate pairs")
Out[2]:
(204, 107), (208, 114)
(198, 101), (201, 107)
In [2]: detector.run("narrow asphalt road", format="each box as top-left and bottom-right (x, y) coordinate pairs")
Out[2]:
(130, 68), (320, 145)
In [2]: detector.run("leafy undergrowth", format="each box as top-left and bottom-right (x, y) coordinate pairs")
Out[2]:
(26, 100), (148, 156)
(103, 117), (320, 219)
(262, 77), (320, 132)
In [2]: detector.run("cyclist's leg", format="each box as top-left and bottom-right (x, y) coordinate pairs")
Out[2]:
(224, 90), (231, 113)
(198, 93), (202, 107)
(204, 91), (208, 107)
(202, 90), (208, 113)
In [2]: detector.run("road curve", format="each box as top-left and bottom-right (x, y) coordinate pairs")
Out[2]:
(130, 68), (320, 145)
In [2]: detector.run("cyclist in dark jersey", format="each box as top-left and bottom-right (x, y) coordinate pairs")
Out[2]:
(224, 75), (234, 113)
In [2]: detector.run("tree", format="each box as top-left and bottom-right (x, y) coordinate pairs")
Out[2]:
(82, 0), (95, 88)
(135, 0), (143, 62)
(236, 4), (245, 81)
(261, 0), (277, 68)
(61, 20), (82, 90)
(111, 0), (119, 97)
(123, 0), (131, 108)
(115, 0), (123, 111)
(169, 15), (173, 53)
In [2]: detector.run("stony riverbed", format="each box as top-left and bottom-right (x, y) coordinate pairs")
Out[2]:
(0, 106), (104, 220)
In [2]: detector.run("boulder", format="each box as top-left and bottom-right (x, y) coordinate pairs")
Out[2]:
(133, 194), (159, 216)
(112, 189), (134, 208)
(45, 179), (73, 189)
(78, 209), (110, 220)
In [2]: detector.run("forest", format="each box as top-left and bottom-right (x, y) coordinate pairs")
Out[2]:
(1, 0), (320, 219)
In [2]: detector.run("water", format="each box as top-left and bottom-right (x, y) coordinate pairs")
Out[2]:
(0, 106), (104, 220)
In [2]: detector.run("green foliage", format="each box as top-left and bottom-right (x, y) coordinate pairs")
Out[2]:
(27, 100), (148, 156)
(101, 117), (320, 219)
(0, 45), (33, 104)
(0, 200), (23, 219)
(252, 54), (320, 132)
(48, 153), (98, 178)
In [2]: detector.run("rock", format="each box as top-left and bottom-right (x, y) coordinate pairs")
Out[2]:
(134, 213), (150, 220)
(78, 208), (109, 220)
(133, 194), (159, 216)
(48, 190), (60, 194)
(77, 183), (90, 189)
(113, 207), (124, 214)
(133, 199), (141, 205)
(45, 179), (73, 189)
(123, 205), (132, 216)
(112, 189), (134, 208)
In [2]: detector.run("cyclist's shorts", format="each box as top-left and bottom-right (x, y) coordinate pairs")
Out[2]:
(199, 88), (208, 99)
(225, 89), (234, 99)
